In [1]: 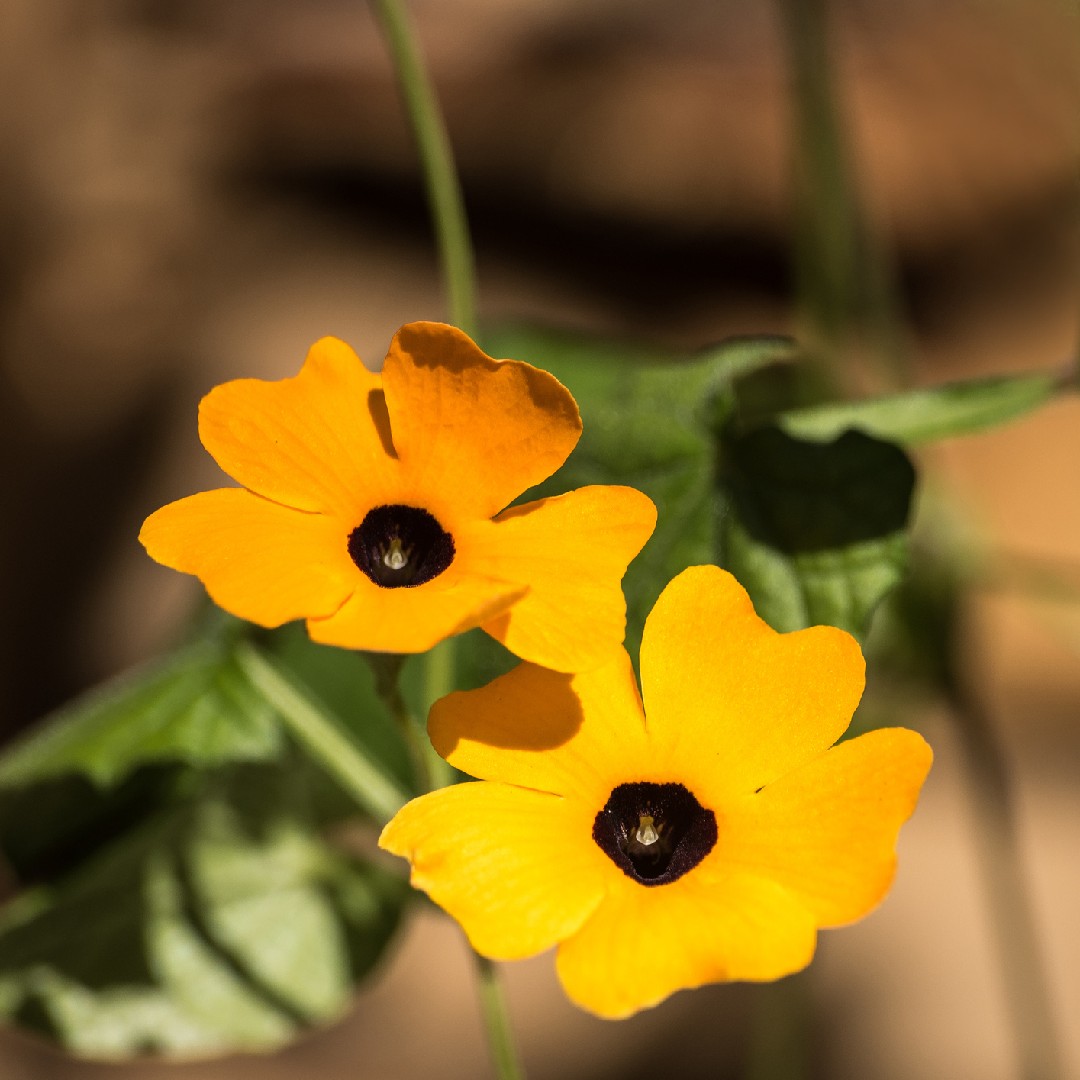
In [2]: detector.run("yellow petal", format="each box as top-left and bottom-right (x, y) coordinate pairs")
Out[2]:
(139, 488), (353, 625)
(306, 575), (525, 654)
(469, 486), (657, 672)
(639, 566), (865, 802)
(555, 867), (818, 1018)
(199, 337), (398, 518)
(379, 782), (606, 960)
(719, 727), (933, 926)
(381, 322), (582, 519)
(428, 649), (649, 807)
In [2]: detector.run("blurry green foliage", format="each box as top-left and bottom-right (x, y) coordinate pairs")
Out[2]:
(0, 766), (406, 1056)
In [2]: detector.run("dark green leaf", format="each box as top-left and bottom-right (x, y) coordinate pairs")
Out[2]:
(778, 371), (1059, 445)
(482, 322), (796, 656)
(0, 767), (178, 885)
(717, 424), (916, 640)
(0, 766), (408, 1058)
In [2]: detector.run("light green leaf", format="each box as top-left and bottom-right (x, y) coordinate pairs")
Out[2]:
(484, 323), (797, 394)
(778, 371), (1059, 445)
(0, 635), (281, 791)
(0, 620), (413, 870)
(0, 770), (408, 1058)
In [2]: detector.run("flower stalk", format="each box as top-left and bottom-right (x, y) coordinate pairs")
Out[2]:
(366, 651), (450, 794)
(368, 6), (527, 1077)
(234, 642), (408, 824)
(474, 954), (526, 1080)
(370, 0), (481, 737)
(777, 0), (907, 386)
(369, 0), (477, 338)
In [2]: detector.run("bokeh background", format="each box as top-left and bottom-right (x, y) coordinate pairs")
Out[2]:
(1, 0), (1078, 1077)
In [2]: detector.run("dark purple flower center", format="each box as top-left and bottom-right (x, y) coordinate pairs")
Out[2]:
(593, 781), (717, 886)
(348, 504), (454, 588)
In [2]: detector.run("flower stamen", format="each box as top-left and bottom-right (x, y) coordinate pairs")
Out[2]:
(383, 537), (410, 571)
(635, 815), (660, 846)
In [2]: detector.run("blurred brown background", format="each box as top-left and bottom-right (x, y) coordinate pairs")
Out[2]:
(1, 0), (1078, 1077)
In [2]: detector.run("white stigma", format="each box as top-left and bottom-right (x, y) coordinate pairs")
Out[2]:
(383, 539), (408, 570)
(635, 815), (660, 846)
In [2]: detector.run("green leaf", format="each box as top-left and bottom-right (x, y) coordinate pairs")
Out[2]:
(0, 768), (177, 885)
(778, 371), (1059, 445)
(483, 322), (798, 393)
(0, 766), (408, 1058)
(717, 424), (916, 640)
(482, 323), (797, 657)
(0, 617), (413, 846)
(0, 636), (281, 791)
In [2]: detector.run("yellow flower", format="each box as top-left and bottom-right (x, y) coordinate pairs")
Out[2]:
(140, 322), (656, 670)
(380, 566), (932, 1018)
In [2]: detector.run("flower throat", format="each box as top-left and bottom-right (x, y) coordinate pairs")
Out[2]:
(593, 781), (717, 886)
(349, 504), (455, 587)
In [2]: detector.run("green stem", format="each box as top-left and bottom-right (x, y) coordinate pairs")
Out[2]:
(370, 0), (477, 336)
(473, 953), (526, 1080)
(742, 975), (811, 1080)
(235, 642), (408, 824)
(421, 638), (457, 789)
(365, 651), (438, 794)
(777, 0), (907, 385)
(948, 679), (1065, 1080)
(366, 9), (523, 1076)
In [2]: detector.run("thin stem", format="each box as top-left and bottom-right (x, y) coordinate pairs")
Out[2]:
(473, 953), (526, 1080)
(366, 9), (522, 1076)
(777, 0), (908, 387)
(421, 638), (457, 789)
(370, 0), (477, 336)
(235, 642), (408, 824)
(365, 651), (437, 794)
(948, 678), (1064, 1080)
(742, 975), (811, 1080)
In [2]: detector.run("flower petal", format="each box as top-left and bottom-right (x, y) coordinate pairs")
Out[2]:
(719, 727), (933, 926)
(379, 782), (606, 960)
(467, 485), (657, 672)
(555, 868), (818, 1018)
(139, 488), (354, 625)
(199, 337), (397, 518)
(382, 322), (582, 519)
(639, 566), (865, 802)
(306, 575), (525, 654)
(429, 650), (648, 806)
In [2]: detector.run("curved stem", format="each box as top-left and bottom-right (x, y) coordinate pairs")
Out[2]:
(421, 639), (457, 789)
(366, 8), (522, 1076)
(474, 953), (526, 1080)
(777, 0), (908, 388)
(235, 642), (408, 824)
(365, 651), (437, 794)
(370, 0), (477, 337)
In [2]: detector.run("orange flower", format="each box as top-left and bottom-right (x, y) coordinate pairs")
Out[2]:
(140, 322), (656, 670)
(381, 566), (932, 1018)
